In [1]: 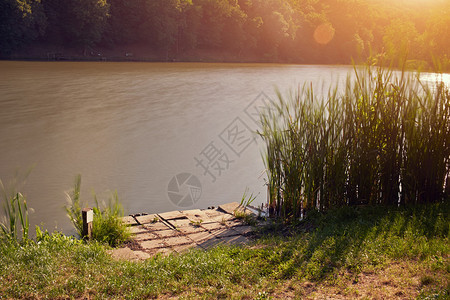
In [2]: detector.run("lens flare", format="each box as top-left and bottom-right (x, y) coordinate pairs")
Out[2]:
(313, 23), (335, 45)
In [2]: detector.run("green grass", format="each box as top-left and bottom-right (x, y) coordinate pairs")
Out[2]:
(0, 203), (448, 299)
(65, 175), (131, 247)
(259, 63), (450, 219)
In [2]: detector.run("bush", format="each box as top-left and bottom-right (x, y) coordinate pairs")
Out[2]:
(65, 175), (130, 246)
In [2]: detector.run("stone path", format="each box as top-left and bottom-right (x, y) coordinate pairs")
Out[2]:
(109, 202), (255, 261)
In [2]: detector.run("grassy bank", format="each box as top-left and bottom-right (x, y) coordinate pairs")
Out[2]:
(0, 203), (448, 299)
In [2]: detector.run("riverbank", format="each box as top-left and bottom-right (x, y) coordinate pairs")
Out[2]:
(2, 43), (274, 64)
(0, 203), (448, 299)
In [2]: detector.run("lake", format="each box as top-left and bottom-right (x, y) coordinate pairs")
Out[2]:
(0, 61), (447, 234)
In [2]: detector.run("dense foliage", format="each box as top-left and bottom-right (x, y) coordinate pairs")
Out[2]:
(260, 64), (450, 218)
(1, 0), (449, 65)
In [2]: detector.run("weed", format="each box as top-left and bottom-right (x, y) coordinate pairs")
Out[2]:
(65, 175), (130, 246)
(0, 173), (32, 243)
(190, 219), (203, 227)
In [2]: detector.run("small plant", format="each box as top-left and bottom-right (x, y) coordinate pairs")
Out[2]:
(235, 188), (258, 226)
(65, 174), (83, 237)
(65, 175), (130, 247)
(0, 174), (31, 244)
(190, 219), (203, 227)
(92, 191), (131, 247)
(239, 187), (257, 209)
(151, 216), (159, 223)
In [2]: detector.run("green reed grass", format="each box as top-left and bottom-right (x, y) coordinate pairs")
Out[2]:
(259, 64), (450, 219)
(0, 174), (31, 243)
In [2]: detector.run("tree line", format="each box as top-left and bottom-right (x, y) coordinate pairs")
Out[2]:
(1, 0), (449, 65)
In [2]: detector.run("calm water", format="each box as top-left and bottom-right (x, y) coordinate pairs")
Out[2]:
(0, 61), (446, 234)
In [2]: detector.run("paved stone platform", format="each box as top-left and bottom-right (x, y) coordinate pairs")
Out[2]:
(109, 202), (256, 261)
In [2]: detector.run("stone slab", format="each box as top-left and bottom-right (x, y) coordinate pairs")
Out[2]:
(201, 222), (227, 231)
(197, 237), (222, 249)
(134, 232), (158, 242)
(187, 231), (216, 243)
(168, 218), (191, 228)
(204, 209), (228, 218)
(218, 202), (241, 215)
(176, 224), (208, 235)
(221, 235), (251, 245)
(128, 225), (148, 234)
(123, 216), (138, 226)
(172, 243), (198, 253)
(213, 228), (240, 238)
(164, 235), (193, 246)
(140, 239), (167, 249)
(158, 210), (185, 220)
(135, 214), (159, 225)
(183, 209), (210, 222)
(205, 213), (235, 223)
(143, 222), (171, 231)
(153, 229), (180, 238)
(108, 247), (150, 261)
(230, 225), (253, 235)
(148, 247), (173, 256)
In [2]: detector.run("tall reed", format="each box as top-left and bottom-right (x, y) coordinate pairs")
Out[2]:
(259, 64), (450, 220)
(0, 176), (30, 243)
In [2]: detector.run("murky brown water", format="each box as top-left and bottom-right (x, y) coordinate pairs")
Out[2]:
(2, 61), (445, 234)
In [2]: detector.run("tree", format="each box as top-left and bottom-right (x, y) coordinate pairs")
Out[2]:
(0, 0), (47, 55)
(42, 0), (109, 48)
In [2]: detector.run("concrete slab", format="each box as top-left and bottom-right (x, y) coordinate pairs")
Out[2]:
(135, 214), (159, 225)
(218, 202), (241, 215)
(134, 232), (158, 242)
(108, 247), (151, 261)
(140, 239), (167, 249)
(149, 247), (173, 256)
(198, 237), (223, 249)
(225, 219), (246, 228)
(204, 209), (227, 218)
(158, 210), (185, 220)
(172, 243), (198, 253)
(143, 222), (171, 231)
(153, 229), (181, 238)
(213, 228), (240, 238)
(187, 231), (216, 243)
(201, 222), (227, 231)
(164, 235), (193, 246)
(168, 218), (191, 228)
(176, 224), (208, 235)
(183, 209), (209, 222)
(125, 203), (257, 258)
(221, 235), (251, 245)
(205, 213), (235, 223)
(123, 216), (138, 226)
(230, 225), (253, 235)
(128, 225), (148, 234)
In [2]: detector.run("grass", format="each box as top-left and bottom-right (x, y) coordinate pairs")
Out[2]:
(0, 173), (31, 244)
(0, 203), (447, 299)
(259, 63), (450, 219)
(65, 175), (131, 247)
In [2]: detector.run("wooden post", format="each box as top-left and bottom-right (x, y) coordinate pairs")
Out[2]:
(82, 208), (93, 240)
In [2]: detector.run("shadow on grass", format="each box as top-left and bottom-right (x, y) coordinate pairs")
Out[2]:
(254, 202), (449, 281)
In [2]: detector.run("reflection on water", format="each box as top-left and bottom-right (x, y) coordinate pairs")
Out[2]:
(1, 61), (446, 234)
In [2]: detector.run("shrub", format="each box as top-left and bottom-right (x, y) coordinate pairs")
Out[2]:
(65, 175), (130, 246)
